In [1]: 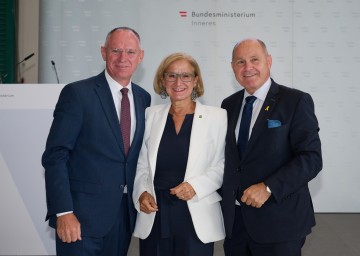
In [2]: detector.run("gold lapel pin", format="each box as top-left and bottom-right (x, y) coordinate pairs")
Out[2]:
(265, 106), (269, 111)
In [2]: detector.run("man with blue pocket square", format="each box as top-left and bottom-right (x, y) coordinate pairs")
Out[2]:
(221, 39), (322, 256)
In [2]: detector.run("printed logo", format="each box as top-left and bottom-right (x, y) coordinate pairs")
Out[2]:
(179, 11), (187, 17)
(178, 10), (256, 26)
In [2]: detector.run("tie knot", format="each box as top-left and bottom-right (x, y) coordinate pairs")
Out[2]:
(121, 88), (129, 95)
(245, 95), (256, 105)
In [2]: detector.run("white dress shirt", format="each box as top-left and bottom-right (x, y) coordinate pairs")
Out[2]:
(106, 70), (136, 144)
(235, 77), (271, 206)
(235, 77), (272, 141)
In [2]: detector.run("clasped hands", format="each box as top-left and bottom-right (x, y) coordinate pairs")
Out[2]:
(139, 182), (196, 214)
(240, 182), (271, 208)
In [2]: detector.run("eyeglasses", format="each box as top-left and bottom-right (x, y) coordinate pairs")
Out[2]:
(164, 72), (195, 82)
(108, 48), (138, 57)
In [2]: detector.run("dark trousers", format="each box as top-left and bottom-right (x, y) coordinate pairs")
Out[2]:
(223, 205), (305, 256)
(139, 195), (213, 256)
(56, 197), (131, 256)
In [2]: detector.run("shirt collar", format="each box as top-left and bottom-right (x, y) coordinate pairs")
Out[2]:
(244, 77), (271, 102)
(105, 69), (133, 95)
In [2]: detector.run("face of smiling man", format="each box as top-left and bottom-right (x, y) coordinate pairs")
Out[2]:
(231, 39), (272, 95)
(101, 29), (144, 86)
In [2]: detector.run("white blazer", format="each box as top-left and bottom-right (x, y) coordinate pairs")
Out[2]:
(132, 101), (227, 243)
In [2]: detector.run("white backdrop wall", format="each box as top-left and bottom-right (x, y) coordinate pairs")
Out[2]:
(38, 0), (360, 211)
(1, 0), (360, 254)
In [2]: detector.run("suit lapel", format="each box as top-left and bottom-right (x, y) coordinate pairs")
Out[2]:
(148, 104), (171, 179)
(129, 83), (147, 156)
(246, 82), (279, 153)
(185, 102), (207, 179)
(94, 73), (124, 153)
(229, 91), (245, 148)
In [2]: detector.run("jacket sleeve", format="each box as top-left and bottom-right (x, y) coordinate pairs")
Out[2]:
(42, 84), (83, 218)
(132, 107), (154, 212)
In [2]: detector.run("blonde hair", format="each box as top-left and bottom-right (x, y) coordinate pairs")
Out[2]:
(153, 52), (204, 97)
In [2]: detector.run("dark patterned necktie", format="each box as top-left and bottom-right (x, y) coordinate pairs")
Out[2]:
(237, 95), (257, 160)
(120, 88), (131, 156)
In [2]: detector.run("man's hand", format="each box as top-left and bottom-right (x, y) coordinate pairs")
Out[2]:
(139, 191), (158, 214)
(170, 182), (196, 201)
(241, 182), (271, 208)
(56, 213), (81, 243)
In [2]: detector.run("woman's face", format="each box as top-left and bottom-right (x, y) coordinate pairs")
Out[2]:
(162, 59), (198, 103)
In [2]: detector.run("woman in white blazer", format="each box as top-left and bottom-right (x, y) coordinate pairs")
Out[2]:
(132, 52), (227, 256)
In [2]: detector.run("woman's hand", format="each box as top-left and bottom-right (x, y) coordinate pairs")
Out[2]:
(170, 182), (196, 201)
(139, 191), (158, 214)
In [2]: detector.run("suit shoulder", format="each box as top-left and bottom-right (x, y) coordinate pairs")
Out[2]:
(198, 104), (227, 126)
(274, 83), (315, 109)
(145, 104), (167, 115)
(63, 73), (102, 91)
(147, 104), (165, 111)
(201, 104), (227, 116)
(277, 83), (309, 98)
(57, 76), (99, 102)
(132, 83), (151, 97)
(132, 83), (151, 106)
(222, 90), (243, 105)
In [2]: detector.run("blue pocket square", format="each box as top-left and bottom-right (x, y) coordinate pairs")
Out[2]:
(268, 119), (282, 128)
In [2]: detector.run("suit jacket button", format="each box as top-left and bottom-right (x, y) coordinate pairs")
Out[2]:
(119, 185), (124, 189)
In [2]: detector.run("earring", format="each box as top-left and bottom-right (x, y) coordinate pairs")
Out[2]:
(160, 90), (168, 99)
(191, 88), (198, 101)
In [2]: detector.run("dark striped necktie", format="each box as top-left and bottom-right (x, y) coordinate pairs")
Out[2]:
(120, 88), (131, 156)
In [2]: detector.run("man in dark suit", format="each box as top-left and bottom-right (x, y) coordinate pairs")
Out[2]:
(221, 39), (322, 256)
(42, 27), (151, 256)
